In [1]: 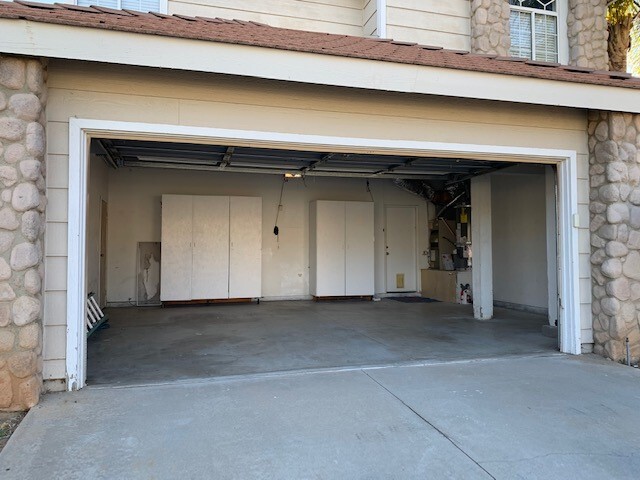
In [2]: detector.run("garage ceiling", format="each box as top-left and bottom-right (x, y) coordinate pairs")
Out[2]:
(93, 139), (510, 181)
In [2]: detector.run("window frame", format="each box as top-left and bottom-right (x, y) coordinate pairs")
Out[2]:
(57, 0), (169, 14)
(509, 0), (568, 64)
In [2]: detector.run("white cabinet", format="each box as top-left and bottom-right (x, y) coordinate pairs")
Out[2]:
(160, 195), (193, 301)
(229, 196), (262, 299)
(191, 196), (230, 300)
(160, 195), (262, 301)
(310, 200), (374, 297)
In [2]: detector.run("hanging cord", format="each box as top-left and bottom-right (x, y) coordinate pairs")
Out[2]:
(366, 180), (374, 202)
(273, 176), (286, 243)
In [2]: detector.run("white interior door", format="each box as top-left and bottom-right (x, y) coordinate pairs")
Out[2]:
(160, 195), (193, 301)
(345, 202), (375, 295)
(229, 196), (262, 298)
(313, 201), (346, 296)
(191, 195), (230, 300)
(385, 206), (417, 292)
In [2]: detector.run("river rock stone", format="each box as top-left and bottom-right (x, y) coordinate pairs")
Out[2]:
(11, 182), (39, 212)
(601, 258), (622, 278)
(0, 329), (14, 352)
(3, 143), (24, 164)
(18, 375), (40, 409)
(568, 0), (608, 70)
(623, 251), (640, 280)
(0, 370), (12, 408)
(0, 165), (17, 187)
(0, 55), (46, 410)
(25, 122), (45, 157)
(0, 57), (26, 90)
(7, 351), (36, 378)
(607, 203), (629, 223)
(19, 159), (41, 181)
(0, 118), (25, 142)
(606, 277), (630, 301)
(10, 242), (40, 271)
(18, 323), (40, 350)
(8, 93), (41, 122)
(471, 0), (510, 56)
(605, 241), (628, 257)
(12, 295), (41, 326)
(0, 282), (15, 301)
(0, 303), (11, 327)
(21, 210), (41, 241)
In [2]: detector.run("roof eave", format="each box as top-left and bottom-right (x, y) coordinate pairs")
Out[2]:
(1, 19), (638, 114)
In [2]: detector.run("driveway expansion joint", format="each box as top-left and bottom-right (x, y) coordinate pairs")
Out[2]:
(361, 369), (497, 480)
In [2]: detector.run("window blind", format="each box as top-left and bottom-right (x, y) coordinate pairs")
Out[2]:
(509, 7), (558, 62)
(77, 0), (160, 12)
(77, 0), (119, 9)
(534, 14), (558, 62)
(122, 0), (161, 12)
(509, 10), (532, 59)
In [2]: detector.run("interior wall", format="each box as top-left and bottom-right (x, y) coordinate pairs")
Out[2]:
(86, 154), (109, 306)
(104, 168), (428, 304)
(491, 166), (549, 311)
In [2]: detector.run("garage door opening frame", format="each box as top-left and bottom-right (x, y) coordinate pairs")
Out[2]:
(65, 118), (581, 391)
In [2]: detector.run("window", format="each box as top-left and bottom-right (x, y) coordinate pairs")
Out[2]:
(509, 0), (559, 63)
(76, 0), (164, 13)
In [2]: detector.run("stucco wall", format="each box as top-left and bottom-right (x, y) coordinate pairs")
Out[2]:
(492, 167), (549, 311)
(43, 60), (591, 385)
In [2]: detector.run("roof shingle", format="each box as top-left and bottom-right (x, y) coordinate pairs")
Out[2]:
(1, 0), (639, 91)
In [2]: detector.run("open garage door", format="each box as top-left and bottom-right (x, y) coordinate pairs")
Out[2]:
(65, 121), (580, 390)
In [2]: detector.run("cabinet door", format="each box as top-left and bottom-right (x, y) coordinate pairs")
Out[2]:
(345, 202), (375, 296)
(160, 195), (193, 301)
(192, 196), (230, 300)
(229, 196), (262, 298)
(313, 201), (346, 296)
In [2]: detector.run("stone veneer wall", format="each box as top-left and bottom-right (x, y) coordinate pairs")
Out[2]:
(0, 55), (47, 411)
(589, 111), (640, 362)
(567, 0), (609, 70)
(470, 0), (511, 56)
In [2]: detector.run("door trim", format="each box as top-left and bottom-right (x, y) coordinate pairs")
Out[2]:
(99, 199), (107, 308)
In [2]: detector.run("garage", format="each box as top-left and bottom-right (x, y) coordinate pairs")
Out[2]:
(80, 134), (566, 386)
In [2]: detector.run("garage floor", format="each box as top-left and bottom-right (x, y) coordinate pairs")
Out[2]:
(87, 299), (557, 386)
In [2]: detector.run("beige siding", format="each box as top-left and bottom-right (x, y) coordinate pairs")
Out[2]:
(168, 0), (365, 36)
(386, 0), (470, 49)
(43, 61), (590, 381)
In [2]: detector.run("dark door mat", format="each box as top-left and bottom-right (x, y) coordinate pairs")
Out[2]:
(387, 297), (441, 303)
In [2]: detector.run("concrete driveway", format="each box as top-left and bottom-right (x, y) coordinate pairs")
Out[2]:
(1, 354), (639, 479)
